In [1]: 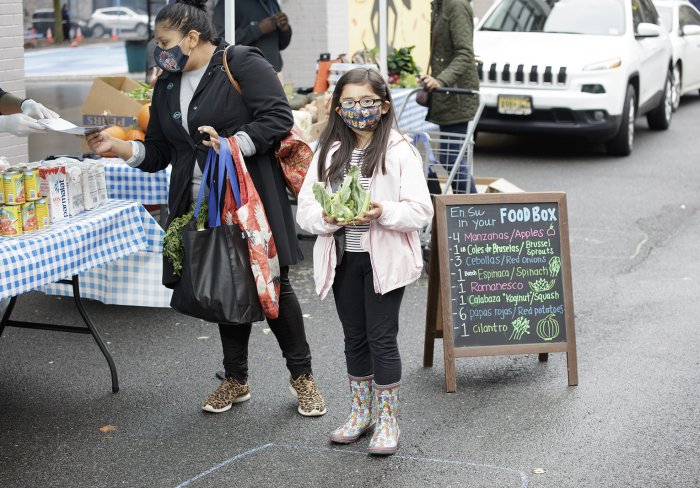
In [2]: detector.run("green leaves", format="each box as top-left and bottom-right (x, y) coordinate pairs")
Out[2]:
(312, 164), (371, 222)
(163, 201), (208, 276)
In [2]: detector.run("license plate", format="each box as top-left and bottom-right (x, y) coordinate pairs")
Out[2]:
(497, 95), (533, 115)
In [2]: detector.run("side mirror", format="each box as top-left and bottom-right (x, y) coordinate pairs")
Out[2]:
(681, 24), (700, 36)
(636, 22), (661, 38)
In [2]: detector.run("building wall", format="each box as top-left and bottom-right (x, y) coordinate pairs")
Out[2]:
(0, 0), (28, 164)
(281, 0), (349, 89)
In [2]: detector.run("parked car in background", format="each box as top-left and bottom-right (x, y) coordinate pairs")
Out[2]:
(474, 0), (674, 156)
(654, 0), (700, 110)
(31, 8), (90, 38)
(87, 7), (153, 39)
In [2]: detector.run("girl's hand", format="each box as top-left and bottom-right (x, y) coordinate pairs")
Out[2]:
(86, 131), (114, 155)
(199, 126), (221, 153)
(353, 202), (383, 225)
(323, 212), (346, 226)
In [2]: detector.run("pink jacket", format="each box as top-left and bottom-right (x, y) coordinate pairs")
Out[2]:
(296, 130), (434, 298)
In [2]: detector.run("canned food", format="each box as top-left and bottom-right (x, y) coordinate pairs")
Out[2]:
(24, 167), (40, 201)
(0, 171), (4, 205)
(21, 201), (37, 232)
(0, 204), (23, 236)
(3, 169), (25, 205)
(35, 198), (49, 229)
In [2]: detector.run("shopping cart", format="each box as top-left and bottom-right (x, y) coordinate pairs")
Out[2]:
(394, 87), (485, 254)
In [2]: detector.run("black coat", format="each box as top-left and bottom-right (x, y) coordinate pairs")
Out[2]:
(213, 0), (292, 72)
(138, 42), (298, 287)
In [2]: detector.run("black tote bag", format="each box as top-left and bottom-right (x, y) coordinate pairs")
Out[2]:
(170, 147), (264, 325)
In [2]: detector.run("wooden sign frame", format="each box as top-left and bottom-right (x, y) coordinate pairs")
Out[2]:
(424, 192), (578, 392)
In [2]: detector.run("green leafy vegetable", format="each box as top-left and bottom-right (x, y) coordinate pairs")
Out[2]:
(162, 202), (208, 276)
(124, 82), (153, 101)
(312, 164), (371, 222)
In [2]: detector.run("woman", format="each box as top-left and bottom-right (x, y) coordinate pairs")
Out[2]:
(86, 0), (326, 417)
(419, 0), (479, 194)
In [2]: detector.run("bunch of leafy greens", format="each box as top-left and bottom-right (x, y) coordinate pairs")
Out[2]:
(124, 81), (153, 101)
(163, 201), (208, 276)
(312, 164), (371, 222)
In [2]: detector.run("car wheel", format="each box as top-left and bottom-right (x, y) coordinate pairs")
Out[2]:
(647, 69), (672, 131)
(671, 64), (681, 112)
(92, 24), (105, 38)
(606, 84), (635, 157)
(135, 23), (148, 38)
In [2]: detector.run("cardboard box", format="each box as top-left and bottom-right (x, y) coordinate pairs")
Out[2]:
(81, 76), (149, 129)
(474, 177), (524, 194)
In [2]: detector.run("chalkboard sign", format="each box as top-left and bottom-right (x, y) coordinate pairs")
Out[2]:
(424, 193), (578, 392)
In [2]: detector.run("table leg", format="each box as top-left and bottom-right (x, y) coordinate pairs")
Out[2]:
(0, 296), (18, 338)
(70, 276), (120, 393)
(0, 276), (119, 393)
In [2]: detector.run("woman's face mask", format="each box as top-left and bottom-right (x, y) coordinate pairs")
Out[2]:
(338, 104), (383, 131)
(154, 35), (191, 73)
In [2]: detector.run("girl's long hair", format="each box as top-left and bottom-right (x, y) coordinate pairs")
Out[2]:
(316, 68), (395, 183)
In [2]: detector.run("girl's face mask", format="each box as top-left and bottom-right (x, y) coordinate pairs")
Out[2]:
(338, 104), (383, 131)
(154, 36), (191, 73)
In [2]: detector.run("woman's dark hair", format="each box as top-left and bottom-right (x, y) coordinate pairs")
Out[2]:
(155, 0), (218, 43)
(316, 68), (396, 183)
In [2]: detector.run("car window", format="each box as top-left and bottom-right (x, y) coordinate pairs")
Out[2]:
(480, 0), (626, 35)
(638, 0), (660, 24)
(632, 0), (645, 30)
(680, 5), (700, 27)
(656, 6), (673, 32)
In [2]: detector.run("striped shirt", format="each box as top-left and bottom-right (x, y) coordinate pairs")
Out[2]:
(345, 149), (371, 252)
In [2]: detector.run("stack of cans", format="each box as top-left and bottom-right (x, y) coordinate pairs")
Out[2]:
(1, 165), (49, 236)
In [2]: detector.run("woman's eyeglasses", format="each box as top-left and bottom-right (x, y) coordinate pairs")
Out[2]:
(340, 98), (383, 109)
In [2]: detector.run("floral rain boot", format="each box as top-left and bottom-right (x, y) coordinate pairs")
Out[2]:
(329, 375), (375, 444)
(368, 381), (400, 455)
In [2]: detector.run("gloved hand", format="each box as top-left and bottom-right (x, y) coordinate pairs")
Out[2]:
(0, 113), (47, 137)
(20, 99), (60, 119)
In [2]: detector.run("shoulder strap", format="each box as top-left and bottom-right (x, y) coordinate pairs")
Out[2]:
(223, 45), (243, 95)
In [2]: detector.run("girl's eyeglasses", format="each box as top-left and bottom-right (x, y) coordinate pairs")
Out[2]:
(340, 98), (383, 109)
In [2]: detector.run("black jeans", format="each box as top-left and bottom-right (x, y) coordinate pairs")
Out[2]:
(219, 266), (312, 382)
(439, 122), (477, 194)
(332, 252), (405, 385)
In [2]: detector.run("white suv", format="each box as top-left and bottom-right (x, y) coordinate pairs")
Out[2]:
(87, 7), (152, 39)
(474, 0), (674, 156)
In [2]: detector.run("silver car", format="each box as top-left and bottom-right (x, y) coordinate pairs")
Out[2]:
(87, 7), (154, 39)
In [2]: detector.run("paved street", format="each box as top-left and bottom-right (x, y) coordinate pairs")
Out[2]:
(1, 95), (699, 487)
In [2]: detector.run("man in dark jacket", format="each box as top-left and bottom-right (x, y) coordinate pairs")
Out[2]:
(212, 0), (292, 73)
(420, 0), (480, 193)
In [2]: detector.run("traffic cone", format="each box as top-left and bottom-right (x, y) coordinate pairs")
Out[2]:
(46, 27), (53, 43)
(75, 26), (84, 42)
(111, 28), (119, 41)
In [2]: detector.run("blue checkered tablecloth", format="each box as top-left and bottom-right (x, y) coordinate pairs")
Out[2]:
(0, 200), (152, 300)
(103, 158), (170, 205)
(40, 200), (173, 308)
(391, 88), (439, 134)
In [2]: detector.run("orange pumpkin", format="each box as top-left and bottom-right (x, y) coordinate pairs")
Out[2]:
(125, 129), (146, 141)
(137, 103), (151, 132)
(104, 125), (127, 141)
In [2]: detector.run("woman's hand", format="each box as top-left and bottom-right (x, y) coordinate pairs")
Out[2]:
(86, 130), (134, 159)
(198, 126), (221, 153)
(418, 75), (442, 92)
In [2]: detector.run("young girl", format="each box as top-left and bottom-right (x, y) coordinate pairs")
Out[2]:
(296, 68), (433, 455)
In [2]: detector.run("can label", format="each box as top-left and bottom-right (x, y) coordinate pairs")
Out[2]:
(35, 198), (49, 228)
(21, 202), (37, 232)
(0, 205), (23, 236)
(24, 168), (40, 201)
(3, 171), (25, 205)
(0, 171), (4, 205)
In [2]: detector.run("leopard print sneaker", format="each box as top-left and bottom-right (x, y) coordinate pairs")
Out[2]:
(289, 373), (327, 417)
(202, 377), (251, 413)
